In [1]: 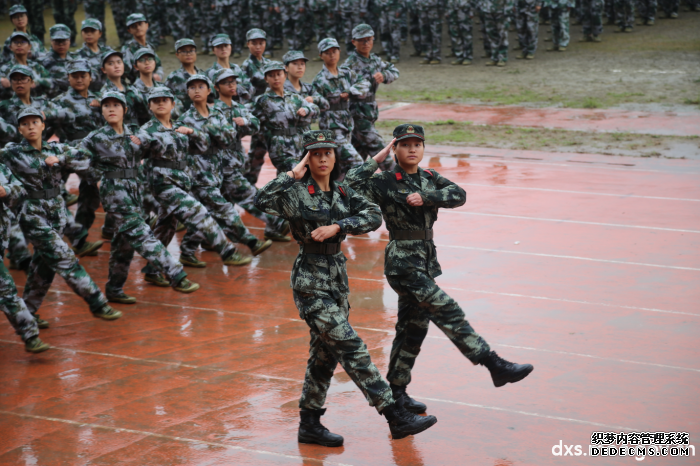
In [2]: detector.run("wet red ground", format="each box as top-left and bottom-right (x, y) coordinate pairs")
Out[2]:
(1, 143), (699, 465)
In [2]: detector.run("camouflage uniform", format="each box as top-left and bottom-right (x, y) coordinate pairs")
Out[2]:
(241, 54), (272, 98)
(283, 80), (330, 129)
(132, 78), (185, 124)
(83, 0), (107, 41)
(217, 0), (246, 55)
(517, 0), (541, 55)
(446, 0), (474, 62)
(101, 80), (147, 129)
(205, 62), (254, 104)
(39, 46), (70, 99)
(79, 110), (188, 296)
(68, 42), (114, 92)
(407, 1), (422, 55)
(336, 0), (367, 51)
(254, 130), (395, 412)
(164, 0), (192, 41)
(19, 1), (46, 44)
(0, 93), (69, 142)
(376, 0), (403, 62)
(480, 0), (514, 63)
(0, 137), (108, 316)
(1, 29), (46, 65)
(121, 41), (164, 83)
(281, 0), (308, 50)
(416, 0), (444, 62)
(109, 0), (144, 45)
(312, 44), (370, 177)
(0, 155), (40, 342)
(580, 0), (604, 37)
(138, 2), (162, 47)
(0, 57), (53, 97)
(177, 98), (261, 253)
(341, 32), (398, 171)
(636, 0), (656, 22)
(613, 0), (634, 28)
(308, 0), (334, 42)
(346, 124), (491, 388)
(51, 0), (78, 43)
(164, 65), (204, 111)
(197, 0), (218, 54)
(544, 0), (571, 49)
(0, 117), (18, 145)
(240, 46), (271, 184)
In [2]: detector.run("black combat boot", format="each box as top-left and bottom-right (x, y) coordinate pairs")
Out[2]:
(390, 383), (427, 414)
(298, 408), (344, 447)
(479, 350), (534, 387)
(382, 399), (437, 440)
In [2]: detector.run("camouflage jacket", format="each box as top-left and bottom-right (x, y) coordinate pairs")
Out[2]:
(0, 117), (18, 145)
(0, 57), (53, 97)
(1, 30), (46, 65)
(0, 140), (88, 225)
(346, 158), (466, 278)
(311, 65), (369, 140)
(241, 55), (271, 97)
(101, 80), (147, 129)
(120, 39), (164, 82)
(341, 51), (399, 122)
(177, 106), (236, 187)
(0, 94), (72, 141)
(283, 79), (329, 129)
(205, 62), (254, 104)
(78, 125), (146, 214)
(446, 0), (476, 10)
(255, 172), (382, 297)
(51, 87), (104, 145)
(132, 78), (185, 124)
(68, 43), (115, 91)
(164, 65), (203, 110)
(139, 117), (209, 190)
(336, 0), (369, 13)
(0, 162), (25, 249)
(212, 98), (259, 173)
(39, 50), (70, 98)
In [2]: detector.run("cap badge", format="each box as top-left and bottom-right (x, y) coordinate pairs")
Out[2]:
(407, 126), (414, 133)
(317, 133), (325, 141)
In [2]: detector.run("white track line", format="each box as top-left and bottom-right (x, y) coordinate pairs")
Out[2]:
(457, 182), (700, 202)
(0, 410), (352, 466)
(443, 211), (700, 234)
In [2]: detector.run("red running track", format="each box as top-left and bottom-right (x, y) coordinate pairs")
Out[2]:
(1, 147), (698, 465)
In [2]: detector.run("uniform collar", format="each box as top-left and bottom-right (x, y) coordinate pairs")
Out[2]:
(19, 139), (51, 152)
(392, 163), (425, 188)
(321, 65), (344, 80)
(305, 175), (346, 199)
(101, 124), (133, 139)
(69, 87), (97, 99)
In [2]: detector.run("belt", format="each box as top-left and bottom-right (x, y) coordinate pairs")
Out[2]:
(389, 229), (434, 241)
(103, 168), (138, 179)
(270, 127), (300, 137)
(329, 101), (349, 111)
(302, 242), (342, 255)
(352, 95), (375, 103)
(26, 187), (61, 200)
(152, 160), (187, 170)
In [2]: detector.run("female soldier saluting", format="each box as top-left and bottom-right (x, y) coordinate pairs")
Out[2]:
(255, 129), (437, 447)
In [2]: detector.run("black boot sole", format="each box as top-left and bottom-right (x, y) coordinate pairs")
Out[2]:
(391, 415), (438, 440)
(493, 364), (534, 387)
(298, 434), (344, 447)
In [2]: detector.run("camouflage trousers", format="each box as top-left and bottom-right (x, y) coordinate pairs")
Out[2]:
(310, 6), (334, 42)
(418, 5), (443, 61)
(52, 0), (78, 42)
(293, 289), (395, 413)
(614, 0), (635, 27)
(659, 0), (678, 15)
(143, 180), (236, 275)
(479, 10), (490, 55)
(165, 0), (192, 41)
(581, 0), (604, 36)
(220, 170), (286, 235)
(549, 7), (570, 48)
(7, 219), (31, 266)
(447, 6), (474, 60)
(515, 0), (539, 54)
(267, 134), (304, 176)
(141, 0), (162, 47)
(25, 0), (46, 38)
(110, 0), (144, 45)
(75, 177), (100, 236)
(244, 134), (268, 185)
(63, 206), (89, 248)
(636, 0), (656, 20)
(281, 4), (307, 51)
(380, 7), (403, 60)
(0, 260), (39, 342)
(385, 270), (491, 387)
(181, 184), (259, 255)
(481, 6), (511, 62)
(107, 211), (187, 296)
(84, 0), (106, 39)
(199, 3), (220, 52)
(408, 7), (422, 54)
(351, 118), (396, 172)
(340, 8), (362, 50)
(21, 207), (107, 315)
(221, 3), (245, 53)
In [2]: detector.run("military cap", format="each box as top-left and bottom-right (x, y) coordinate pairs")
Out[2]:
(49, 24), (72, 40)
(9, 31), (30, 43)
(8, 4), (27, 16)
(318, 37), (340, 53)
(282, 50), (308, 65)
(352, 23), (374, 40)
(101, 50), (123, 66)
(17, 107), (44, 122)
(211, 34), (232, 47)
(174, 38), (196, 51)
(133, 47), (155, 63)
(262, 61), (285, 75)
(246, 28), (266, 42)
(126, 13), (147, 27)
(393, 123), (425, 142)
(81, 18), (103, 31)
(146, 87), (174, 101)
(8, 64), (33, 78)
(186, 74), (210, 87)
(101, 90), (127, 105)
(214, 68), (239, 84)
(67, 59), (91, 74)
(302, 130), (337, 150)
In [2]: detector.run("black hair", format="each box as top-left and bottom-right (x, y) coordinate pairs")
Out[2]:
(302, 146), (341, 182)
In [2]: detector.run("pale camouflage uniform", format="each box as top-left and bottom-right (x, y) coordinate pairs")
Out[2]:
(100, 79), (147, 129)
(543, 0), (571, 49)
(346, 124), (491, 388)
(480, 0), (514, 62)
(376, 0), (403, 61)
(205, 62), (254, 103)
(446, 0), (475, 62)
(516, 0), (541, 55)
(0, 162), (40, 342)
(217, 0), (246, 54)
(0, 58), (53, 97)
(255, 129), (396, 412)
(613, 0), (634, 29)
(336, 0), (368, 50)
(68, 43), (114, 91)
(121, 42), (164, 83)
(164, 0), (192, 41)
(280, 0), (308, 50)
(0, 94), (69, 142)
(164, 65), (204, 110)
(40, 24), (73, 99)
(415, 0), (444, 62)
(0, 117), (18, 145)
(132, 78), (185, 124)
(580, 0), (604, 38)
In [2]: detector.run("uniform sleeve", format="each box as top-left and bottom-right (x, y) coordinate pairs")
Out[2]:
(298, 96), (320, 119)
(345, 158), (384, 205)
(44, 100), (76, 126)
(254, 172), (298, 218)
(205, 114), (236, 149)
(347, 70), (369, 98)
(0, 163), (26, 206)
(154, 56), (165, 81)
(251, 95), (268, 129)
(236, 75), (254, 103)
(311, 89), (330, 111)
(188, 126), (211, 154)
(0, 117), (17, 145)
(334, 185), (382, 235)
(420, 170), (467, 208)
(380, 59), (400, 85)
(58, 142), (93, 174)
(238, 106), (260, 136)
(33, 63), (53, 95)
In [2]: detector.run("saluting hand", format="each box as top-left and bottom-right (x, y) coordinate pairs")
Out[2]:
(176, 126), (194, 135)
(406, 193), (424, 207)
(288, 152), (310, 180)
(311, 224), (341, 242)
(373, 138), (396, 164)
